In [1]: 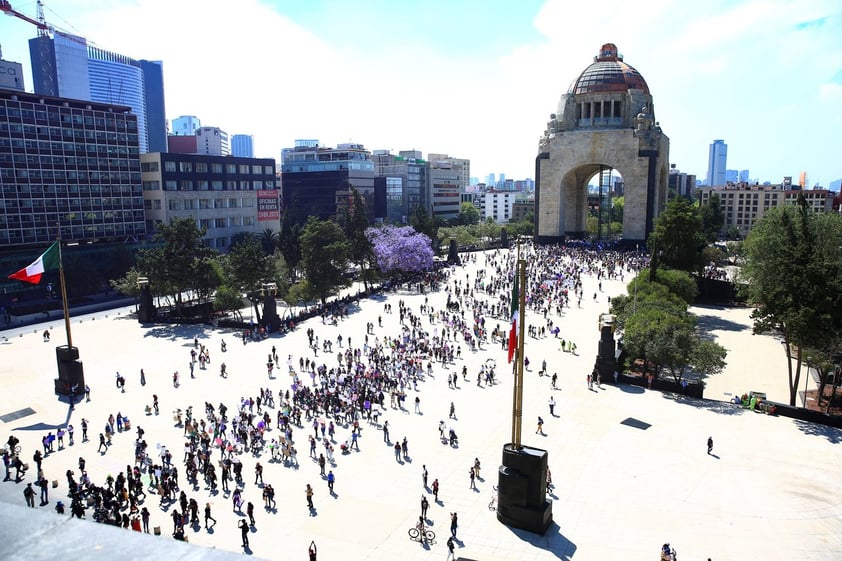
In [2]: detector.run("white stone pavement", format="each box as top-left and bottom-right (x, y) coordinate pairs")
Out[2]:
(1, 249), (840, 561)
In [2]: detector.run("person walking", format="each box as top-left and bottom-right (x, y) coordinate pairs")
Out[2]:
(420, 495), (429, 518)
(450, 512), (458, 538)
(327, 470), (335, 493)
(247, 501), (255, 526)
(422, 464), (428, 488)
(468, 466), (476, 490)
(432, 478), (439, 501)
(23, 483), (36, 507)
(141, 507), (150, 533)
(305, 484), (314, 509)
(536, 416), (545, 435)
(548, 396), (556, 416)
(707, 436), (714, 455)
(446, 536), (456, 560)
(238, 518), (249, 548)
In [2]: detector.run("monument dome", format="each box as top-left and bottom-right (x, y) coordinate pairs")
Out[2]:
(568, 43), (649, 95)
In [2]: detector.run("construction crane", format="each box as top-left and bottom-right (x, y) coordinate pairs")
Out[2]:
(0, 0), (52, 35)
(1, 0), (57, 94)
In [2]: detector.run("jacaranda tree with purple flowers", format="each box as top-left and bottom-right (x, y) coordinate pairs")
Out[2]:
(366, 225), (434, 278)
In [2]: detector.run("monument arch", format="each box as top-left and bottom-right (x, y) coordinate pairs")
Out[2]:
(535, 43), (669, 244)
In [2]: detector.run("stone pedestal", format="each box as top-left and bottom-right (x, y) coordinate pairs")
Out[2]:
(497, 444), (552, 534)
(138, 284), (155, 323)
(54, 345), (84, 397)
(595, 314), (618, 383)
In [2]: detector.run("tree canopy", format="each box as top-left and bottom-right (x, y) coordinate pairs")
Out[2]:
(742, 198), (842, 405)
(648, 197), (706, 277)
(298, 217), (351, 305)
(367, 225), (434, 277)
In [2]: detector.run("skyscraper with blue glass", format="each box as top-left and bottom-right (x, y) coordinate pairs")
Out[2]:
(29, 32), (166, 154)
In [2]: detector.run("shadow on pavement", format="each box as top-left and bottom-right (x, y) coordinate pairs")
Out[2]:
(661, 393), (747, 416)
(618, 384), (645, 394)
(506, 521), (576, 561)
(694, 312), (748, 333)
(792, 419), (842, 444)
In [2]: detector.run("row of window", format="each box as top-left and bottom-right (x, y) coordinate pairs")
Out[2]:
(1, 198), (142, 210)
(1, 106), (138, 131)
(0, 123), (138, 141)
(2, 211), (145, 224)
(0, 223), (146, 244)
(2, 169), (140, 182)
(0, 137), (140, 155)
(161, 198), (256, 210)
(0, 153), (138, 168)
(142, 179), (274, 191)
(194, 217), (255, 229)
(144, 161), (273, 175)
(1, 184), (142, 196)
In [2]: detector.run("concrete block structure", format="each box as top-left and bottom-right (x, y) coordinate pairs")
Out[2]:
(535, 43), (669, 244)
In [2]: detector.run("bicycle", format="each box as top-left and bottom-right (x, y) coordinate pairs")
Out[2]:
(488, 485), (498, 511)
(408, 526), (436, 545)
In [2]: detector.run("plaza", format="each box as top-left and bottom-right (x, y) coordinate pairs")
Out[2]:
(1, 247), (841, 561)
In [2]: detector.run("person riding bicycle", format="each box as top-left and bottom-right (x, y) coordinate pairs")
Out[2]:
(416, 516), (428, 543)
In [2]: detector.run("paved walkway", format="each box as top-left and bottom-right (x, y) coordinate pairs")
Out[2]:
(1, 249), (840, 561)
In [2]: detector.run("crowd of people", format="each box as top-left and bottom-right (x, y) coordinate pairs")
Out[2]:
(2, 242), (646, 556)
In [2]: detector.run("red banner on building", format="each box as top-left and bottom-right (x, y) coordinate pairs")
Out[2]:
(257, 190), (280, 221)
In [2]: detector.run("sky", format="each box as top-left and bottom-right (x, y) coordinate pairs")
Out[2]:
(2, 0), (841, 187)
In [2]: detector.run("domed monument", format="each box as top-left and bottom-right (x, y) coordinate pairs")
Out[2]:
(535, 43), (669, 243)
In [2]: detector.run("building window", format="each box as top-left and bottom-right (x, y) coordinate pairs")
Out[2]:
(199, 199), (211, 209)
(215, 218), (227, 228)
(212, 181), (223, 191)
(165, 180), (177, 191)
(214, 199), (225, 209)
(196, 181), (209, 191)
(212, 163), (223, 173)
(178, 161), (192, 173)
(243, 216), (254, 226)
(142, 180), (160, 190)
(195, 162), (208, 173)
(239, 164), (250, 174)
(227, 164), (237, 174)
(228, 198), (238, 208)
(141, 161), (159, 172)
(179, 180), (193, 191)
(264, 165), (273, 175)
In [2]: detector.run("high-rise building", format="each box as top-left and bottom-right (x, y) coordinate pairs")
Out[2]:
(0, 88), (145, 247)
(171, 115), (201, 136)
(738, 169), (750, 183)
(428, 153), (470, 190)
(281, 141), (377, 227)
(707, 139), (727, 187)
(196, 126), (229, 156)
(725, 169), (738, 184)
(428, 160), (461, 221)
(231, 134), (255, 158)
(140, 61), (167, 153)
(140, 153), (278, 250)
(372, 149), (427, 223)
(28, 31), (165, 153)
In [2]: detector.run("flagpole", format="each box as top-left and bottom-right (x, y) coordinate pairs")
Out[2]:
(56, 226), (73, 349)
(510, 238), (526, 448)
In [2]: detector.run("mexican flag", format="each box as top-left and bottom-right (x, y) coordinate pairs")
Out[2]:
(8, 242), (60, 284)
(507, 271), (519, 364)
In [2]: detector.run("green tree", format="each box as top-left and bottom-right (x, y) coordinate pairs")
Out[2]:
(610, 196), (624, 224)
(259, 228), (279, 255)
(137, 217), (216, 315)
(213, 285), (246, 321)
(700, 193), (725, 242)
(585, 216), (598, 238)
(648, 196), (706, 278)
(410, 206), (439, 252)
(279, 210), (302, 278)
(110, 267), (142, 298)
(458, 202), (481, 225)
(224, 235), (274, 320)
(344, 189), (374, 291)
(299, 217), (350, 305)
(743, 200), (842, 405)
